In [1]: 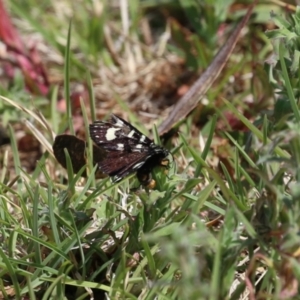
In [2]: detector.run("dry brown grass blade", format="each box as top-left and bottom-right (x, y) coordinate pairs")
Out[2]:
(1, 96), (42, 125)
(0, 95), (55, 154)
(24, 120), (53, 156)
(158, 0), (258, 135)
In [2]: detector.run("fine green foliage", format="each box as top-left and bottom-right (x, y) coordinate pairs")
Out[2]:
(1, 1), (300, 300)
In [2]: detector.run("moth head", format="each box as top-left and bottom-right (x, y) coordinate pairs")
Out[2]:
(160, 157), (170, 168)
(160, 147), (174, 169)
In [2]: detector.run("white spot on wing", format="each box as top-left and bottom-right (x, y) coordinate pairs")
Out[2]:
(113, 175), (121, 182)
(132, 144), (145, 152)
(114, 118), (124, 127)
(139, 135), (147, 142)
(106, 128), (121, 141)
(127, 130), (135, 138)
(117, 143), (124, 150)
(133, 162), (144, 169)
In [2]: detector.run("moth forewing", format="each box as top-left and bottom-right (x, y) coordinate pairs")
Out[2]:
(89, 115), (171, 186)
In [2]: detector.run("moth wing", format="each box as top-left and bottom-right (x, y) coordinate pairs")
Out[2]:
(89, 114), (152, 151)
(53, 135), (87, 172)
(53, 134), (106, 179)
(97, 150), (152, 181)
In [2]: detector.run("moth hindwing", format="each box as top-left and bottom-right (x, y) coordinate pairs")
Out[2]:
(89, 114), (170, 185)
(52, 134), (106, 179)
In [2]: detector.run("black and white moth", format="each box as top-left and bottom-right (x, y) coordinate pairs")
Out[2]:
(89, 114), (170, 185)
